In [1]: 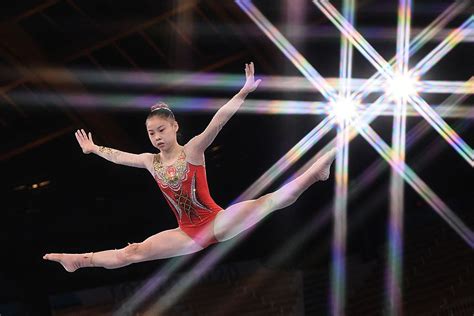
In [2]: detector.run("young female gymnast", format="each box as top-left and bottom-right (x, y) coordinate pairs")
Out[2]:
(43, 62), (336, 272)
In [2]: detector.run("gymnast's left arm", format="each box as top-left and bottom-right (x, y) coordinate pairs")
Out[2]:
(187, 62), (262, 154)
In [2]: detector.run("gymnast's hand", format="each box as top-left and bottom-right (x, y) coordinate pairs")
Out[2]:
(241, 62), (261, 94)
(75, 129), (96, 154)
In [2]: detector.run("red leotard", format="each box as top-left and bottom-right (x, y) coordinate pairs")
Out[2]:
(152, 149), (223, 247)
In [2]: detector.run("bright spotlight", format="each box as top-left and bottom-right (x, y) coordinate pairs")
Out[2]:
(330, 97), (358, 122)
(387, 74), (419, 99)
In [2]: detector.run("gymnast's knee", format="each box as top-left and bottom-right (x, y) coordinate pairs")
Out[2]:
(265, 189), (300, 211)
(117, 242), (147, 265)
(269, 188), (299, 210)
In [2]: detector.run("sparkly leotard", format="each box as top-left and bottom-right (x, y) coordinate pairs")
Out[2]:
(152, 149), (223, 247)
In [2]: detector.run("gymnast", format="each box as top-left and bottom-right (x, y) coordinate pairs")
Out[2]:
(43, 62), (336, 272)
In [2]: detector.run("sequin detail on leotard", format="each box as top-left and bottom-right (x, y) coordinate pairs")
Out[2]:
(153, 150), (188, 191)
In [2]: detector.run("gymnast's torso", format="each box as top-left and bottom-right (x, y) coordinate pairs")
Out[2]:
(151, 148), (223, 228)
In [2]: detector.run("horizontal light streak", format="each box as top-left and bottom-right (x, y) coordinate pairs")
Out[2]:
(2, 66), (472, 95)
(5, 90), (474, 118)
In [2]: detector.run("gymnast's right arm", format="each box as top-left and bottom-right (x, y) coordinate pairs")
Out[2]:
(75, 129), (152, 169)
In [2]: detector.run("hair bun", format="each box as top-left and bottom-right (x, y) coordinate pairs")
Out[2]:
(151, 102), (171, 112)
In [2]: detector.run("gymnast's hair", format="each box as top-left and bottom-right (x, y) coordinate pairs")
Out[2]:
(146, 102), (175, 122)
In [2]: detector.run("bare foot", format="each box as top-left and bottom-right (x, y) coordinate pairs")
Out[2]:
(310, 148), (337, 181)
(43, 252), (93, 272)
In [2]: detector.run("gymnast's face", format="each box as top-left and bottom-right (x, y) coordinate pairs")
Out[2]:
(146, 116), (179, 151)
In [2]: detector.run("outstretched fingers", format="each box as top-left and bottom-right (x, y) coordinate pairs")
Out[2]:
(242, 62), (261, 93)
(253, 78), (262, 89)
(247, 62), (254, 78)
(74, 130), (81, 142)
(80, 129), (88, 140)
(74, 129), (95, 153)
(75, 129), (84, 145)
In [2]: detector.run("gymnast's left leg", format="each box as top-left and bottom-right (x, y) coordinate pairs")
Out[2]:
(213, 148), (336, 242)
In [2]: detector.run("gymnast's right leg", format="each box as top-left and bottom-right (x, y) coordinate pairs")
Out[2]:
(43, 228), (203, 272)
